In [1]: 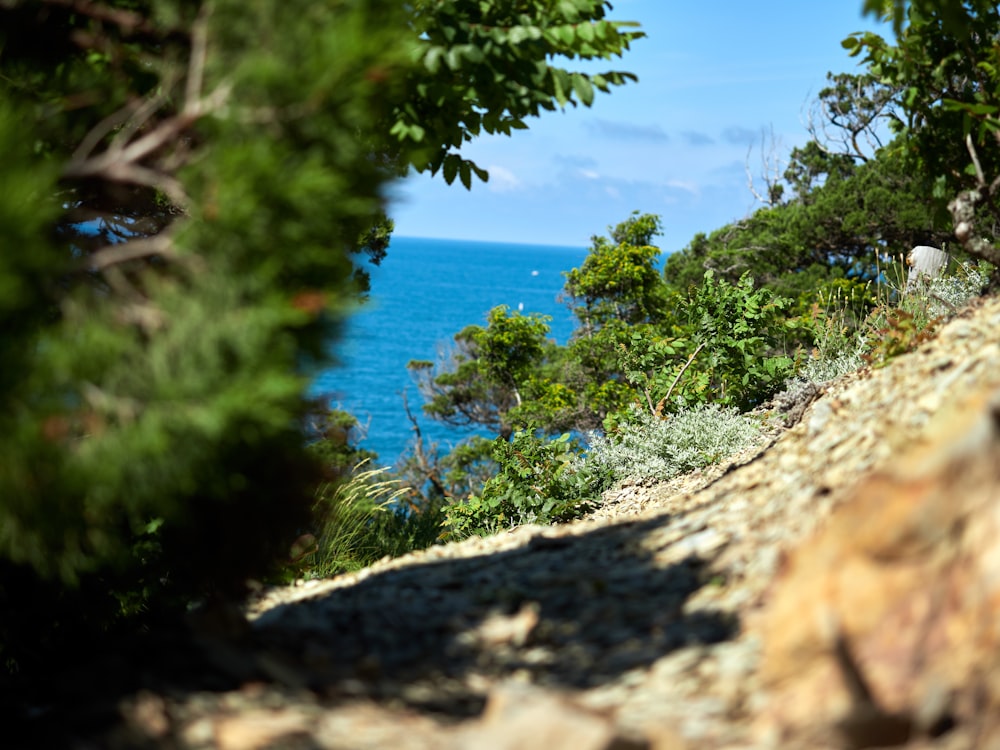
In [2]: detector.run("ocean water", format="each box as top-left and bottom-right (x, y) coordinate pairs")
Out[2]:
(312, 236), (589, 466)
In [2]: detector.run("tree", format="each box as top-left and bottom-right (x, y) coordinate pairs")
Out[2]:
(663, 140), (949, 307)
(408, 305), (552, 440)
(563, 211), (667, 332)
(805, 72), (900, 163)
(849, 0), (1000, 272)
(0, 0), (642, 668)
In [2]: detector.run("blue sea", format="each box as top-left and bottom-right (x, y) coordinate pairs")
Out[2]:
(311, 236), (589, 467)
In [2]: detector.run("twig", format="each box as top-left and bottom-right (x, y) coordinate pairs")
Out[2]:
(62, 2), (229, 209)
(38, 0), (159, 37)
(658, 341), (706, 411)
(642, 386), (657, 417)
(185, 6), (210, 113)
(966, 133), (986, 188)
(70, 98), (142, 163)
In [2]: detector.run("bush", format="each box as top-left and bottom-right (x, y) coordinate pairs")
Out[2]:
(798, 258), (991, 381)
(797, 280), (874, 383)
(673, 271), (795, 410)
(444, 431), (603, 538)
(0, 0), (414, 671)
(586, 404), (763, 486)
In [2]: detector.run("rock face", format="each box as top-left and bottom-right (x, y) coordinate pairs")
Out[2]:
(755, 385), (1000, 749)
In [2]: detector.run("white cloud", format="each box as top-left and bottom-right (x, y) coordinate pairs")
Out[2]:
(486, 165), (522, 193)
(580, 169), (600, 180)
(667, 179), (700, 196)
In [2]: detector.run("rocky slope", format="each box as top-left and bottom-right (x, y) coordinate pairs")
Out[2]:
(11, 295), (1000, 750)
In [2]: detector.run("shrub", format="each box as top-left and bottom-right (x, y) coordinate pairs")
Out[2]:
(797, 281), (874, 383)
(904, 259), (991, 318)
(797, 259), (990, 382)
(673, 271), (795, 410)
(586, 404), (763, 486)
(444, 430), (602, 538)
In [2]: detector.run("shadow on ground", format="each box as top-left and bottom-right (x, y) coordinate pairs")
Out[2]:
(252, 513), (738, 716)
(0, 511), (738, 746)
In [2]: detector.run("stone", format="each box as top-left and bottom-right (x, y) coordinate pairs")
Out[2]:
(754, 385), (1000, 748)
(906, 245), (950, 290)
(449, 681), (653, 750)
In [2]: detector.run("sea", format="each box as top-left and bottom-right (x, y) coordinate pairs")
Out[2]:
(311, 236), (589, 467)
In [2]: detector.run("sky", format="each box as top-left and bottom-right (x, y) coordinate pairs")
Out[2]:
(388, 1), (892, 252)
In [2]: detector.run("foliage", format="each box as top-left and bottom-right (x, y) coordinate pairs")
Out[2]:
(860, 256), (988, 368)
(307, 410), (379, 478)
(444, 431), (600, 539)
(796, 280), (876, 383)
(663, 144), (950, 302)
(563, 212), (667, 330)
(409, 305), (552, 439)
(797, 256), (990, 380)
(0, 0), (419, 670)
(674, 271), (795, 410)
(862, 309), (940, 368)
(916, 259), (992, 316)
(616, 327), (693, 416)
(397, 0), (644, 185)
(586, 405), (763, 486)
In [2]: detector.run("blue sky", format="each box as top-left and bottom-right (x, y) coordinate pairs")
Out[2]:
(388, 1), (891, 252)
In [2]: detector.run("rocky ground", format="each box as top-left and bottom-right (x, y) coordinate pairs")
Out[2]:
(7, 295), (1000, 750)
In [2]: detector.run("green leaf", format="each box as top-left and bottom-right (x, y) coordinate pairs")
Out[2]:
(445, 47), (463, 71)
(572, 74), (594, 106)
(424, 46), (444, 74)
(443, 153), (460, 184)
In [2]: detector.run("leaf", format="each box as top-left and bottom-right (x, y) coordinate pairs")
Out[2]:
(445, 47), (463, 71)
(572, 74), (595, 106)
(443, 153), (460, 185)
(423, 46), (444, 74)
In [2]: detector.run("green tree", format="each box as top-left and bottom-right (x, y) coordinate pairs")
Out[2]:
(563, 211), (667, 332)
(397, 0), (644, 185)
(663, 142), (949, 309)
(408, 305), (552, 440)
(0, 0), (642, 668)
(674, 271), (794, 409)
(849, 0), (1000, 272)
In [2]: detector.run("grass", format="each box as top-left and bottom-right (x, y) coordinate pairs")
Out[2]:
(295, 461), (445, 579)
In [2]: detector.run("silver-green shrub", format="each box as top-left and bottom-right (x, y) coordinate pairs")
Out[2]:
(585, 404), (763, 486)
(912, 260), (991, 318)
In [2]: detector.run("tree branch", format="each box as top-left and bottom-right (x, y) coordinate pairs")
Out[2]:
(657, 341), (706, 413)
(88, 233), (176, 271)
(61, 3), (228, 211)
(38, 0), (160, 37)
